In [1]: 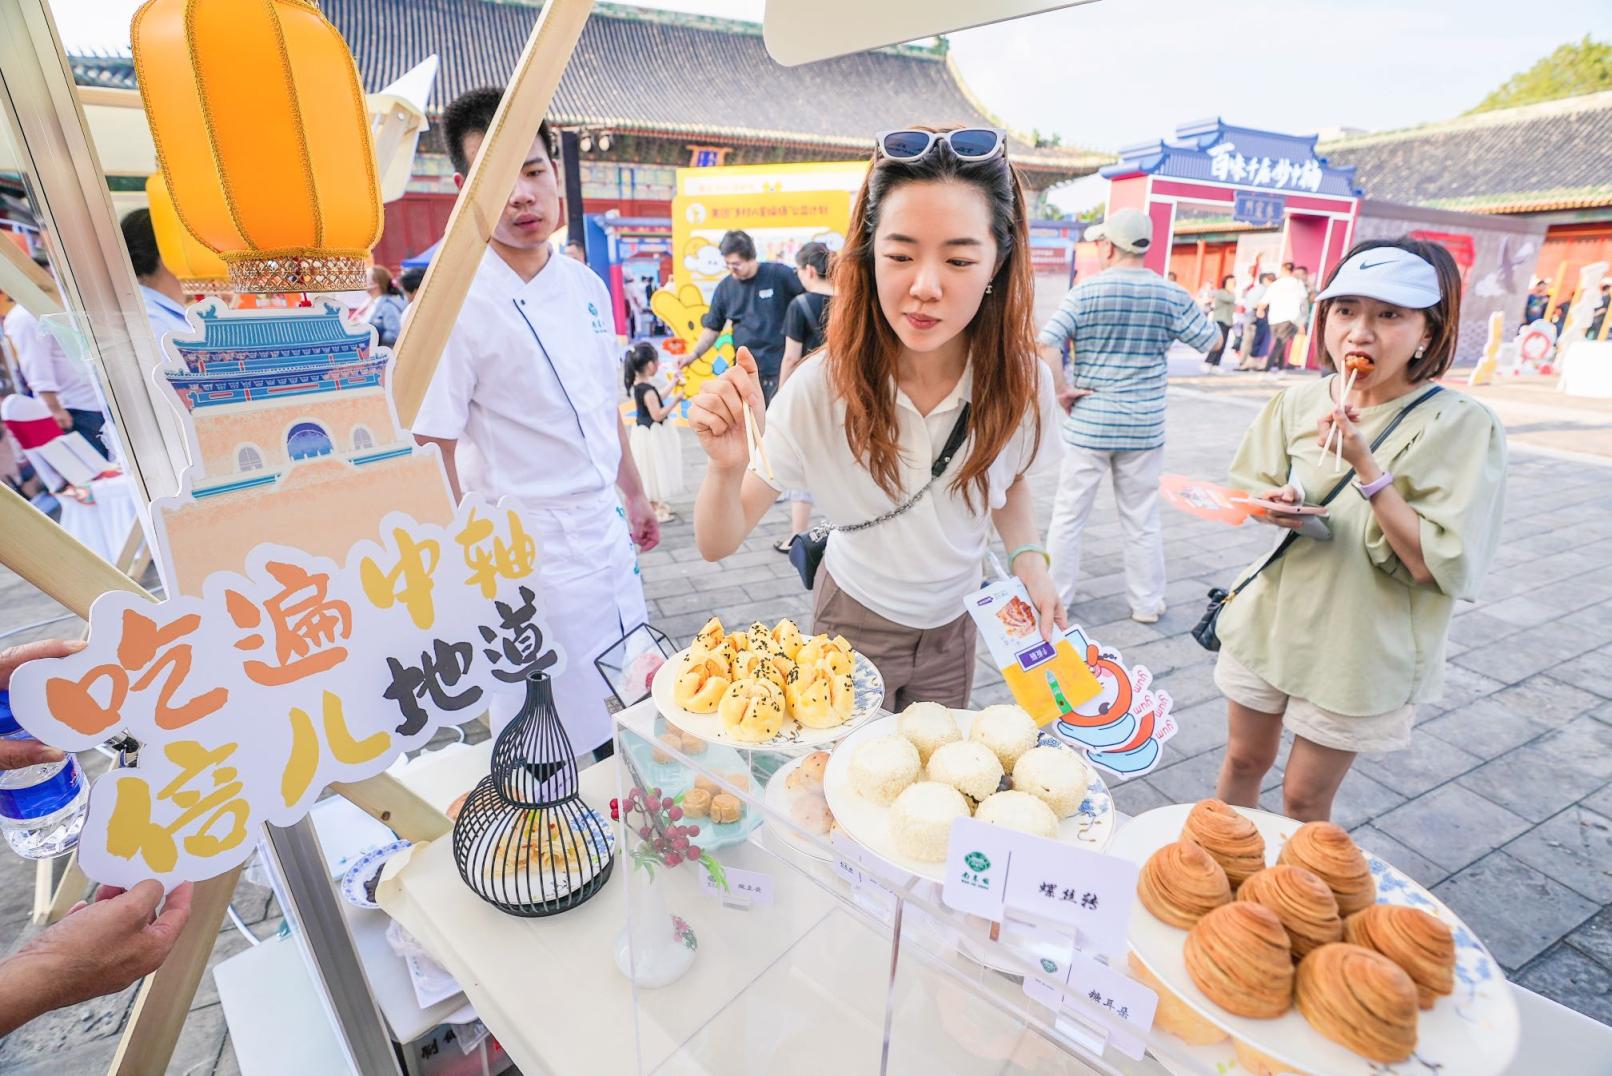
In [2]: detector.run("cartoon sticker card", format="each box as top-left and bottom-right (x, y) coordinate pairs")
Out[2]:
(1049, 630), (1175, 780)
(1160, 474), (1258, 527)
(966, 580), (1101, 726)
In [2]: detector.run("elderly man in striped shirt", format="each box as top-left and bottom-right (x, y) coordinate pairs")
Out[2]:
(1036, 208), (1221, 624)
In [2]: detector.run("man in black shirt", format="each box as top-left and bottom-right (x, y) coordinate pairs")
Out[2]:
(684, 230), (803, 403)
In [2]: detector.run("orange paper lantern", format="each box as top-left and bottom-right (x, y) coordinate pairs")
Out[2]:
(144, 174), (228, 294)
(131, 0), (382, 293)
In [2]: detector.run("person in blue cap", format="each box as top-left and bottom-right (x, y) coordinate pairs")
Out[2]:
(1210, 237), (1507, 823)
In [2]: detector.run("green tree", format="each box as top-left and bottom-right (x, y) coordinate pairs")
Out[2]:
(1469, 35), (1612, 113)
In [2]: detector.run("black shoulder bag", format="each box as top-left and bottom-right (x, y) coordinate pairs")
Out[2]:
(1191, 384), (1442, 651)
(788, 402), (971, 590)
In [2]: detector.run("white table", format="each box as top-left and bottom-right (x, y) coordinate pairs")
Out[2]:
(378, 708), (1161, 1075)
(375, 704), (1612, 1076)
(56, 473), (137, 563)
(307, 794), (472, 1043)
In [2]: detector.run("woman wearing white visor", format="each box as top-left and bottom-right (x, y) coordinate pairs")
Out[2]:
(1210, 238), (1507, 822)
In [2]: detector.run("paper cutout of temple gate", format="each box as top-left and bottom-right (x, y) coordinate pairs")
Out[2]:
(8, 299), (560, 887)
(1099, 118), (1363, 288)
(151, 298), (453, 596)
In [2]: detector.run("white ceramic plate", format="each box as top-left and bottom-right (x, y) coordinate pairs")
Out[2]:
(1109, 803), (1519, 1076)
(822, 711), (1116, 884)
(651, 646), (884, 749)
(340, 839), (412, 909)
(761, 752), (835, 862)
(493, 808), (616, 903)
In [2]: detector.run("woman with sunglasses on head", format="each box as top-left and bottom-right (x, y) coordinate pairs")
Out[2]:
(1211, 238), (1506, 823)
(688, 127), (1064, 710)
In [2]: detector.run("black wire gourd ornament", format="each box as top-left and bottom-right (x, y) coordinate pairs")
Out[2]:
(452, 672), (615, 916)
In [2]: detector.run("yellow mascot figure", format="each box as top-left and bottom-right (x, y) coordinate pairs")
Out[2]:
(651, 283), (735, 415)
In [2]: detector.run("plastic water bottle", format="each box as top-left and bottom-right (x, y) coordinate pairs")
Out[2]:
(0, 689), (88, 859)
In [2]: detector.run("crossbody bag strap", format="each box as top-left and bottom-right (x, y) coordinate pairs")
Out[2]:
(832, 402), (972, 535)
(1223, 383), (1443, 600)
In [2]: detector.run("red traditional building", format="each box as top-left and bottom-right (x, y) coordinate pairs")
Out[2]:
(321, 0), (1108, 269)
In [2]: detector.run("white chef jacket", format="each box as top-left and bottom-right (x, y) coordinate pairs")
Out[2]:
(3, 304), (102, 412)
(761, 355), (1062, 628)
(140, 285), (190, 342)
(415, 248), (624, 506)
(415, 248), (646, 754)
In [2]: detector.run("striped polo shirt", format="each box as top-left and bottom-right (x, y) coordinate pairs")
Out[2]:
(1038, 267), (1219, 451)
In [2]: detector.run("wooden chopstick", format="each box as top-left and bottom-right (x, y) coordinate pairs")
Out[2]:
(1326, 368), (1358, 473)
(743, 401), (774, 482)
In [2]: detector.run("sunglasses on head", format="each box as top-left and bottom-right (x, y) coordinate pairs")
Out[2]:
(875, 128), (1007, 163)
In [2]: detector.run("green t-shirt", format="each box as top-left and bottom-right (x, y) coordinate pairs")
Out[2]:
(1217, 378), (1507, 716)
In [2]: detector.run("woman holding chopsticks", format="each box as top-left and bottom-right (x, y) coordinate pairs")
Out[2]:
(1211, 238), (1507, 822)
(687, 126), (1063, 709)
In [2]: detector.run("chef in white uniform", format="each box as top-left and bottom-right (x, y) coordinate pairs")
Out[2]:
(413, 89), (658, 755)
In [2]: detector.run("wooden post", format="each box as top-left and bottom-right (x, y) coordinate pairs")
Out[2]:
(2, 2), (596, 1070)
(45, 852), (89, 924)
(0, 237), (62, 317)
(388, 0), (595, 428)
(0, 485), (450, 1072)
(106, 866), (244, 1076)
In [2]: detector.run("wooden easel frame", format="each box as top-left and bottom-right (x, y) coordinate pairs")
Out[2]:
(0, 0), (594, 1070)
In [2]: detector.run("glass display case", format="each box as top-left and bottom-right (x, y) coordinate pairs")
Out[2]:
(612, 703), (1193, 1076)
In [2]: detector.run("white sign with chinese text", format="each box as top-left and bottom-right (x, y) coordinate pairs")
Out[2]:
(941, 816), (1015, 919)
(942, 817), (1138, 956)
(9, 495), (559, 888)
(832, 827), (898, 923)
(703, 865), (774, 908)
(1003, 839), (1138, 957)
(1022, 947), (1157, 1060)
(1207, 140), (1325, 192)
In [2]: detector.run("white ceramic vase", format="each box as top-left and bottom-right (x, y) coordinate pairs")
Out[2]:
(612, 871), (696, 988)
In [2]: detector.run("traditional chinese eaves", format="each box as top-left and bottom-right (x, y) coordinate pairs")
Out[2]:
(1101, 118), (1360, 198)
(1319, 91), (1612, 216)
(321, 0), (1107, 180)
(70, 2), (1105, 183)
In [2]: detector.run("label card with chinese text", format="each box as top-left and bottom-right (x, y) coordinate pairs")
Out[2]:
(832, 828), (897, 923)
(1002, 841), (1137, 957)
(1021, 948), (1156, 1060)
(7, 300), (563, 888)
(1066, 949), (1155, 1059)
(702, 865), (773, 908)
(941, 816), (1015, 920)
(1021, 950), (1110, 1057)
(942, 817), (1138, 957)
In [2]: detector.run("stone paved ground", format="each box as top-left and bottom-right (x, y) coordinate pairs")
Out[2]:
(641, 373), (1612, 1028)
(2, 370), (1608, 1070)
